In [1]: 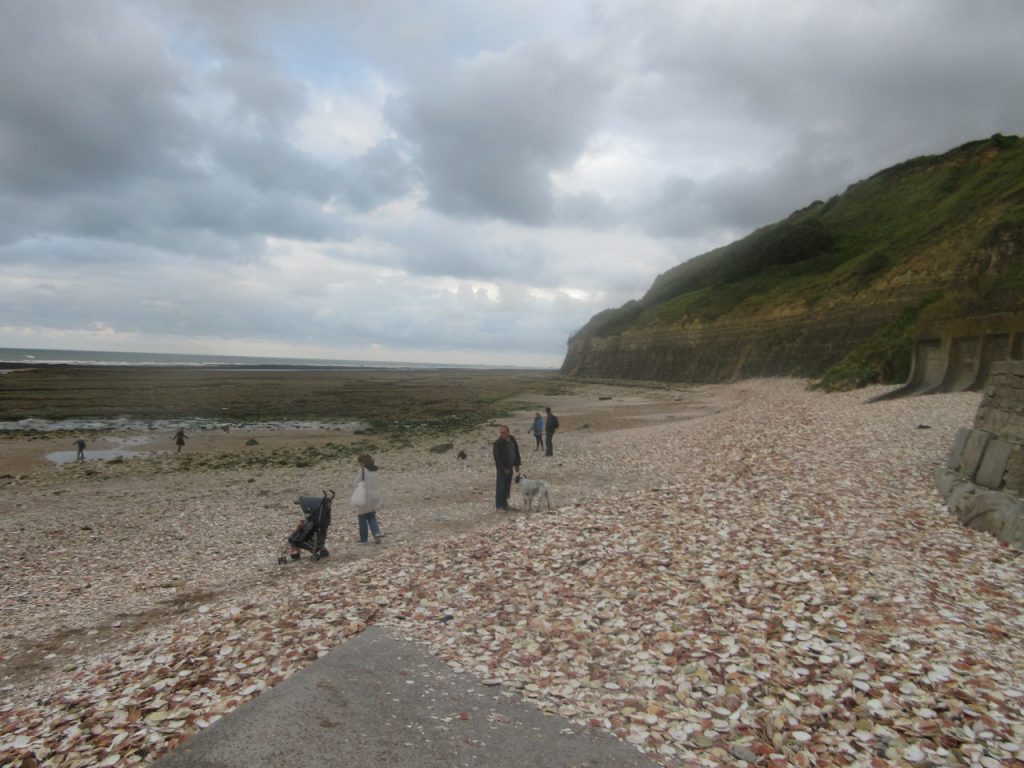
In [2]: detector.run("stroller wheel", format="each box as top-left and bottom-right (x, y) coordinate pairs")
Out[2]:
(277, 556), (288, 565)
(290, 552), (301, 561)
(311, 553), (321, 561)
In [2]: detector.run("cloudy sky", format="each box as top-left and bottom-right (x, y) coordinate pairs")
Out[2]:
(1, 1), (1022, 367)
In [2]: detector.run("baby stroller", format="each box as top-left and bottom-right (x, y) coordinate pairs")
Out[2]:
(279, 490), (334, 564)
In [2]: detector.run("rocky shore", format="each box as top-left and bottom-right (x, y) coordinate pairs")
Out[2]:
(2, 378), (1022, 767)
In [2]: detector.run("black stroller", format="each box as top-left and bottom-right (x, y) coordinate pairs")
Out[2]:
(279, 490), (334, 563)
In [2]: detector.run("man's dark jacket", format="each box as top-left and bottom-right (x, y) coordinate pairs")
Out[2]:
(493, 435), (521, 471)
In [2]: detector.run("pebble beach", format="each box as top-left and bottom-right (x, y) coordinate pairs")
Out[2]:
(2, 377), (1023, 767)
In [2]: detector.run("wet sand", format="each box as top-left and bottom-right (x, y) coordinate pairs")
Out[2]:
(1, 365), (567, 474)
(0, 365), (567, 422)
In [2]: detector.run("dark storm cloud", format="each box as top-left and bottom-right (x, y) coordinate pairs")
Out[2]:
(641, 133), (857, 239)
(554, 192), (622, 230)
(613, 0), (1024, 241)
(2, 171), (343, 260)
(206, 57), (308, 135)
(389, 41), (609, 225)
(350, 213), (550, 281)
(398, 233), (547, 281)
(340, 139), (418, 213)
(0, 0), (415, 266)
(208, 132), (336, 198)
(0, 1), (194, 196)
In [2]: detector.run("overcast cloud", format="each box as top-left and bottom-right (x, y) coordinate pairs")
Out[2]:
(1, 0), (1022, 367)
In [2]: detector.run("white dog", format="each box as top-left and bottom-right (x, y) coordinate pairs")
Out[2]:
(515, 473), (552, 512)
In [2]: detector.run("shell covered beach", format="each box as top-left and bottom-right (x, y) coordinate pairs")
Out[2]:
(1, 372), (1023, 767)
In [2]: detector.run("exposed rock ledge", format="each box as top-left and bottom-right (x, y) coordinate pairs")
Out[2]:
(561, 301), (912, 382)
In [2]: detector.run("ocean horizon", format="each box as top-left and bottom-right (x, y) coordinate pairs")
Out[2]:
(0, 346), (545, 371)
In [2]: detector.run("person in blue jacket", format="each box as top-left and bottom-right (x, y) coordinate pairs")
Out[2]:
(528, 412), (544, 451)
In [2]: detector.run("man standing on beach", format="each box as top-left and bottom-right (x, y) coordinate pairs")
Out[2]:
(544, 407), (559, 457)
(492, 425), (521, 511)
(74, 438), (86, 461)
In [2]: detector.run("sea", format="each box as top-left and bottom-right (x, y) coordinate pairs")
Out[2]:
(0, 346), (487, 371)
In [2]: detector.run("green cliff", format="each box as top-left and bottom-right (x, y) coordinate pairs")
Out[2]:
(562, 134), (1024, 389)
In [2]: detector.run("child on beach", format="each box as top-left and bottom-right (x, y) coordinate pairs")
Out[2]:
(285, 491), (334, 561)
(351, 453), (383, 543)
(528, 412), (544, 451)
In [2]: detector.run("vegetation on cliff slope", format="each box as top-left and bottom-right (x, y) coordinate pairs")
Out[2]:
(810, 301), (933, 392)
(566, 134), (1024, 388)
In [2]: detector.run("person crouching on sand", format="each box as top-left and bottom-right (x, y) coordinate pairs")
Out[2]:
(352, 453), (383, 543)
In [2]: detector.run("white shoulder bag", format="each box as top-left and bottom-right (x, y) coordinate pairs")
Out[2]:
(350, 468), (367, 508)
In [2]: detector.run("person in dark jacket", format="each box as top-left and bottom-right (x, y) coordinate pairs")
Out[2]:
(492, 425), (521, 511)
(544, 407), (559, 457)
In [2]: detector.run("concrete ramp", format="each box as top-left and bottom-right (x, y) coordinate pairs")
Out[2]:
(152, 626), (656, 768)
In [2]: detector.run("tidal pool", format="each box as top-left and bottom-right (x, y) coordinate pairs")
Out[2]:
(46, 435), (166, 465)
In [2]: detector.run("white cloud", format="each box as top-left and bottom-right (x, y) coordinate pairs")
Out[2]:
(295, 79), (395, 158)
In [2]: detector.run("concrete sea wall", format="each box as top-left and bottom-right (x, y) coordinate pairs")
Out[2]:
(935, 360), (1024, 548)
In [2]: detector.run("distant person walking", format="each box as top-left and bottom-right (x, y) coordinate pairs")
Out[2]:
(544, 407), (559, 458)
(528, 412), (544, 451)
(352, 453), (383, 544)
(74, 438), (86, 461)
(174, 429), (188, 453)
(493, 425), (521, 511)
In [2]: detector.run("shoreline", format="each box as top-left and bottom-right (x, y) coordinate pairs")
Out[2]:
(0, 362), (554, 373)
(0, 346), (558, 371)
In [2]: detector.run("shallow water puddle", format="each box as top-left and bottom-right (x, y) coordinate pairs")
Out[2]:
(47, 435), (166, 465)
(47, 448), (165, 465)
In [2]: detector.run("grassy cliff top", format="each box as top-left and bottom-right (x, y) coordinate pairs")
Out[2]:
(573, 134), (1024, 342)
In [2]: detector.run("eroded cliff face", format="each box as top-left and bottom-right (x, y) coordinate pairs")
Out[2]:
(562, 301), (912, 381)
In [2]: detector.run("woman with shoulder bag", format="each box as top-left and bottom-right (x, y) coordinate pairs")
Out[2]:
(351, 453), (383, 543)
